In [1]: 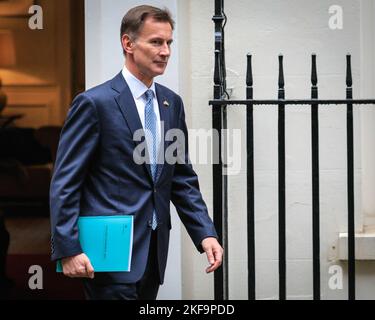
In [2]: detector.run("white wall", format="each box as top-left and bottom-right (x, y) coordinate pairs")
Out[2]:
(360, 0), (375, 227)
(85, 0), (182, 300)
(182, 0), (375, 300)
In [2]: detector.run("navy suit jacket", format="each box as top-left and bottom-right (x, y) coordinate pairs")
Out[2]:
(50, 72), (218, 284)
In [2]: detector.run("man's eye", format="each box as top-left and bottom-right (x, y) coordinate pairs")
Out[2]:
(151, 40), (162, 45)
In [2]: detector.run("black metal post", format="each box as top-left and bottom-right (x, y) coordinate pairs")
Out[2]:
(311, 54), (321, 300)
(346, 54), (355, 300)
(212, 50), (224, 301)
(246, 53), (256, 300)
(278, 54), (286, 300)
(212, 0), (228, 300)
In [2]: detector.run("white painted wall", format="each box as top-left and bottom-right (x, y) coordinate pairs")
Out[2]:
(85, 0), (182, 300)
(181, 0), (375, 300)
(360, 0), (375, 228)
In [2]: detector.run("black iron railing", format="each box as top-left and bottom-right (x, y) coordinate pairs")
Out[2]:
(210, 0), (375, 300)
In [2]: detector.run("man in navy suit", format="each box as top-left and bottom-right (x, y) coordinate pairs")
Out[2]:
(50, 5), (223, 300)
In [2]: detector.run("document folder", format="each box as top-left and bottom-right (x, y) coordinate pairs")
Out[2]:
(56, 215), (133, 272)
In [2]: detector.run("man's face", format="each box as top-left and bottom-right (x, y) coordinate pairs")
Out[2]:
(123, 17), (173, 84)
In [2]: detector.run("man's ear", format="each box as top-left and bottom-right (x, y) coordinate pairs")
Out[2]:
(122, 34), (134, 55)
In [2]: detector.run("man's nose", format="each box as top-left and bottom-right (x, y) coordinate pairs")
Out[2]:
(160, 43), (170, 57)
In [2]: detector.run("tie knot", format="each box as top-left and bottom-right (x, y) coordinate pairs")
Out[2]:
(145, 89), (153, 102)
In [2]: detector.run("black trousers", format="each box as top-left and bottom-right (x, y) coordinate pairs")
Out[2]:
(83, 230), (160, 300)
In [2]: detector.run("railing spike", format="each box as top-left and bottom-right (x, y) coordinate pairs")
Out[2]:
(246, 54), (253, 87)
(278, 55), (285, 89)
(346, 54), (352, 87)
(311, 54), (318, 86)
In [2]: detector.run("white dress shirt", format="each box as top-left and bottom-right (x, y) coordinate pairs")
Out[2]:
(121, 66), (161, 148)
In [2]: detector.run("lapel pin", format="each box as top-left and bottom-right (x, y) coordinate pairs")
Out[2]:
(163, 100), (169, 107)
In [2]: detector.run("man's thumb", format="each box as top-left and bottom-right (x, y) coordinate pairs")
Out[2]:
(85, 258), (95, 278)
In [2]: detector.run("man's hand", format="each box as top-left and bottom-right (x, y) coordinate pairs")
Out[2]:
(201, 237), (223, 273)
(61, 253), (94, 279)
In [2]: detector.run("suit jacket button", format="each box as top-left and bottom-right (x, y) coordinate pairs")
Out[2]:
(147, 220), (152, 227)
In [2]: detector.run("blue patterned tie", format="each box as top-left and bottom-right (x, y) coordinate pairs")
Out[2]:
(144, 89), (158, 230)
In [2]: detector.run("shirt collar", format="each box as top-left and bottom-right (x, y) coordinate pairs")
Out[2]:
(122, 66), (156, 100)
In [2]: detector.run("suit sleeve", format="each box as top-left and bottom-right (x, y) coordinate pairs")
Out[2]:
(50, 93), (100, 261)
(171, 96), (218, 253)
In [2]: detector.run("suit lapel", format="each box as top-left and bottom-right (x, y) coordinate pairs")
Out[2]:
(111, 72), (153, 181)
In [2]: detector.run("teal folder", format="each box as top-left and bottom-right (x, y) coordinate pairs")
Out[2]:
(56, 215), (133, 273)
